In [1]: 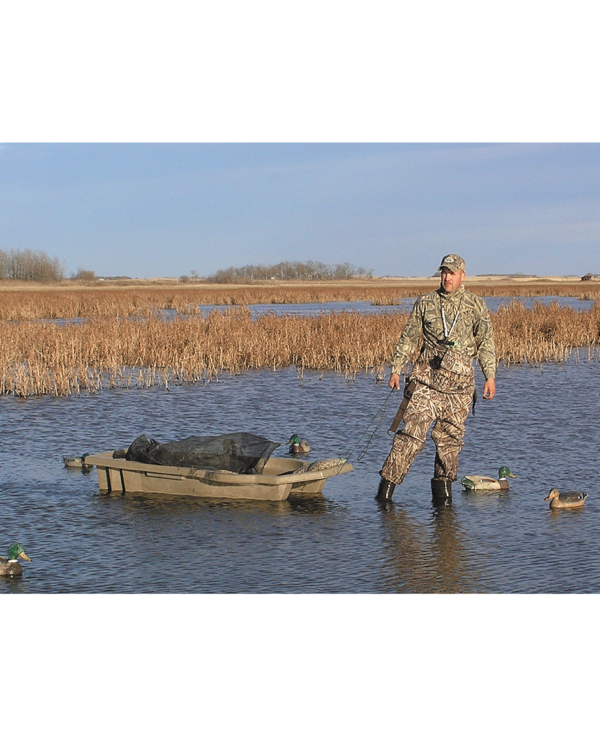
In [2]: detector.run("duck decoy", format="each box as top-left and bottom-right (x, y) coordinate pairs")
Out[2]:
(63, 453), (92, 472)
(290, 458), (347, 474)
(460, 466), (516, 491)
(0, 544), (31, 577)
(544, 488), (588, 509)
(286, 434), (310, 454)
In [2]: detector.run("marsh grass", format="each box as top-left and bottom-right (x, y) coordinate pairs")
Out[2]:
(1, 281), (600, 320)
(1, 301), (599, 397)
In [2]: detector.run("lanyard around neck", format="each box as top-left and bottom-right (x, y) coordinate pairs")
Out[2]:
(440, 295), (461, 340)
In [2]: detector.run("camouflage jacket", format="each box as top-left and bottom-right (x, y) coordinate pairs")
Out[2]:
(391, 285), (496, 382)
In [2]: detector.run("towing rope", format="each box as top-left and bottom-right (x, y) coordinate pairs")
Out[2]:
(336, 388), (395, 473)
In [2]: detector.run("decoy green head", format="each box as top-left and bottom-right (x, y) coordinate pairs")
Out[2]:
(286, 435), (300, 446)
(7, 543), (31, 562)
(498, 467), (516, 480)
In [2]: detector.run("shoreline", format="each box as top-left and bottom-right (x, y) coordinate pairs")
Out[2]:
(0, 275), (588, 292)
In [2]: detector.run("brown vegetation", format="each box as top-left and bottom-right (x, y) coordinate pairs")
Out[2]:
(493, 301), (600, 365)
(1, 280), (599, 320)
(1, 301), (599, 397)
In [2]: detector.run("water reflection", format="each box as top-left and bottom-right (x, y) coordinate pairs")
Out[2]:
(0, 577), (30, 595)
(3, 359), (600, 592)
(95, 490), (332, 518)
(378, 495), (480, 593)
(428, 500), (473, 593)
(460, 488), (512, 510)
(287, 494), (331, 515)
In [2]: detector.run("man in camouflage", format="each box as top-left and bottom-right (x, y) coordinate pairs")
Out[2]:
(377, 254), (496, 501)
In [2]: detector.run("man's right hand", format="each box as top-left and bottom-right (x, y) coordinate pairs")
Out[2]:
(389, 372), (402, 390)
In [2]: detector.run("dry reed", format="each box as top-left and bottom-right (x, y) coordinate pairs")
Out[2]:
(1, 302), (599, 397)
(1, 281), (599, 321)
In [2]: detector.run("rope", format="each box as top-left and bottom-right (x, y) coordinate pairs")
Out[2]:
(335, 388), (395, 473)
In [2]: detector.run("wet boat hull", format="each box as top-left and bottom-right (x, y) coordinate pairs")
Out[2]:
(85, 452), (352, 501)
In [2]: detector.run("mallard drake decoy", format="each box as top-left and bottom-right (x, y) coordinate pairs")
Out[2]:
(286, 434), (310, 454)
(0, 544), (31, 577)
(460, 466), (516, 491)
(544, 488), (588, 509)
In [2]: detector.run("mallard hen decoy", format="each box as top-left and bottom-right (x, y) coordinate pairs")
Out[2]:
(290, 458), (347, 474)
(286, 435), (310, 454)
(460, 466), (516, 491)
(63, 453), (92, 472)
(0, 544), (31, 577)
(544, 488), (587, 509)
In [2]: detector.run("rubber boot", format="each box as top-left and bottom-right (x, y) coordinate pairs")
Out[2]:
(431, 478), (452, 499)
(376, 477), (396, 501)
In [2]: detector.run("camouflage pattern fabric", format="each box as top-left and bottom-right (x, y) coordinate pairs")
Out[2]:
(410, 345), (475, 394)
(380, 381), (473, 484)
(380, 283), (496, 488)
(391, 285), (496, 380)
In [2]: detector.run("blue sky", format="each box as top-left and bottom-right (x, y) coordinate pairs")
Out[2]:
(0, 142), (599, 279)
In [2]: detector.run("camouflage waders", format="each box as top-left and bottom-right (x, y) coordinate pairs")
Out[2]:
(379, 284), (496, 498)
(380, 346), (476, 486)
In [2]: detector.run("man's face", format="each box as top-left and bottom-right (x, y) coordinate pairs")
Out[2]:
(440, 267), (465, 294)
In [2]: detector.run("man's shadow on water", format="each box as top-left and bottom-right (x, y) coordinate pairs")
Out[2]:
(376, 493), (481, 594)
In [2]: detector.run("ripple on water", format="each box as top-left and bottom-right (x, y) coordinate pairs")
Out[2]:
(2, 359), (600, 593)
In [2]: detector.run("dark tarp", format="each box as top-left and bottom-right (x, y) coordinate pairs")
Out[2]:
(124, 432), (280, 474)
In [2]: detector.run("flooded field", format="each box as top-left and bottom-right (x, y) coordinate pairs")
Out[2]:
(2, 356), (599, 594)
(196, 295), (594, 317)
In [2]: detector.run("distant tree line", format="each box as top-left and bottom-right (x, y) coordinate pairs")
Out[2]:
(72, 268), (97, 281)
(0, 248), (64, 282)
(207, 260), (373, 283)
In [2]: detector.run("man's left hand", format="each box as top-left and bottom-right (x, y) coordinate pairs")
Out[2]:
(483, 378), (496, 400)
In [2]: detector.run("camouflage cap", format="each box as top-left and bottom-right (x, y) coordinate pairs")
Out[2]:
(439, 254), (466, 273)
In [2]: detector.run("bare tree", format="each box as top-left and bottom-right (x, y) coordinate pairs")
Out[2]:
(0, 248), (64, 282)
(72, 269), (96, 281)
(207, 260), (373, 283)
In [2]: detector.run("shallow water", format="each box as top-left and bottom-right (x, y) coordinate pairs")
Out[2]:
(193, 295), (595, 318)
(34, 296), (594, 327)
(2, 358), (599, 594)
